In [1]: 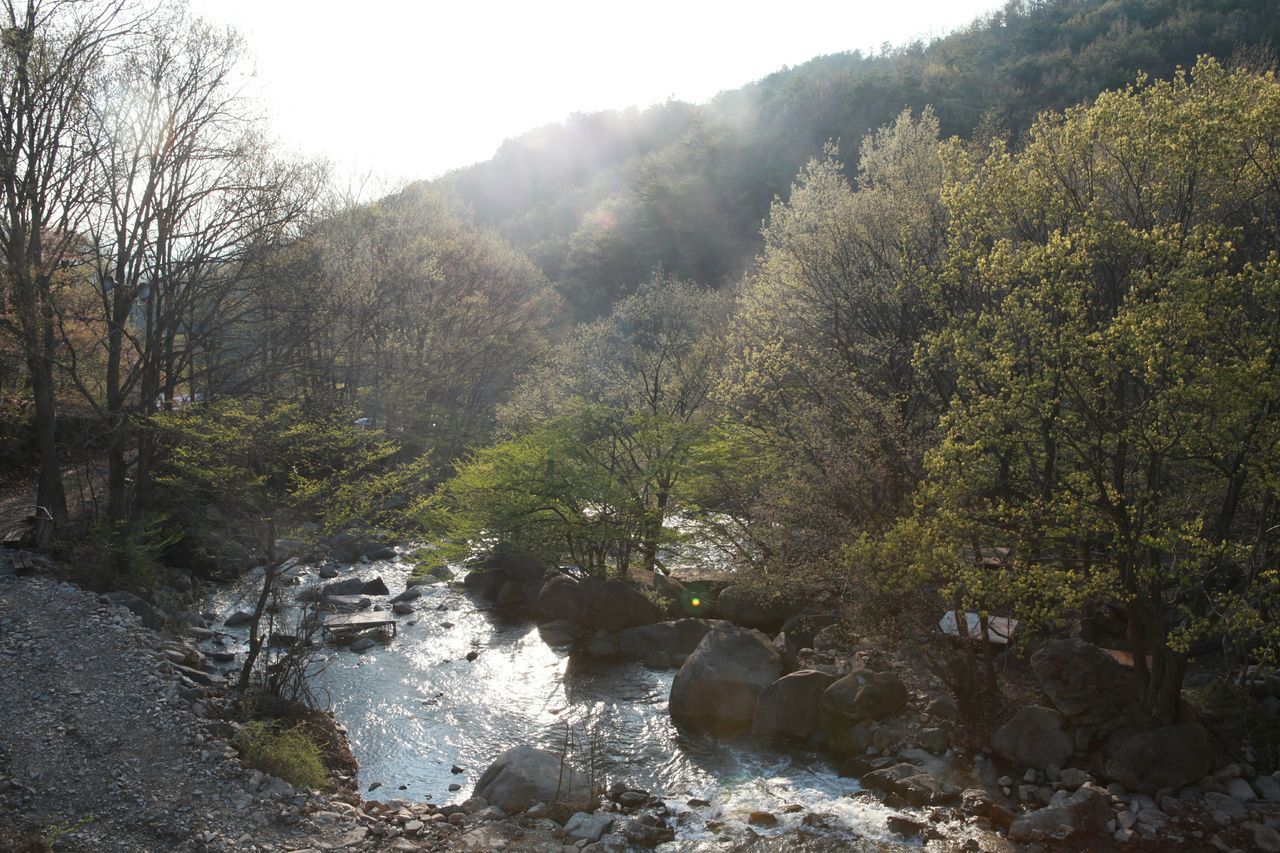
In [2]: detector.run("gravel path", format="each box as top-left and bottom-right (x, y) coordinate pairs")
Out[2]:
(0, 554), (383, 852)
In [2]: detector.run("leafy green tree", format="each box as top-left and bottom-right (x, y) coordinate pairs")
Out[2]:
(887, 58), (1280, 723)
(154, 397), (429, 693)
(441, 273), (729, 575)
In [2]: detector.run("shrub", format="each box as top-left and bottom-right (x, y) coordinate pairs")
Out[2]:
(233, 721), (328, 790)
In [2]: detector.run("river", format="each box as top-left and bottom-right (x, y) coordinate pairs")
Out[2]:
(205, 550), (922, 849)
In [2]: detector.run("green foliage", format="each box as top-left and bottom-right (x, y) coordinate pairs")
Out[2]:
(53, 514), (179, 593)
(869, 58), (1280, 719)
(41, 816), (93, 847)
(153, 396), (429, 547)
(233, 721), (328, 790)
(717, 110), (948, 576)
(438, 273), (729, 575)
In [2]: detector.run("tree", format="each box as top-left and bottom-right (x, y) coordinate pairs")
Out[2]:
(718, 110), (949, 575)
(0, 0), (131, 527)
(154, 396), (429, 694)
(892, 59), (1280, 723)
(443, 272), (729, 575)
(76, 5), (320, 522)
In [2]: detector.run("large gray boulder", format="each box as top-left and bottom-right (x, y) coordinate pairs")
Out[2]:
(669, 625), (782, 734)
(615, 619), (717, 661)
(1009, 786), (1112, 843)
(535, 575), (661, 633)
(821, 669), (908, 725)
(106, 591), (166, 631)
(359, 576), (389, 596)
(328, 532), (363, 563)
(472, 745), (591, 813)
(860, 763), (959, 806)
(320, 577), (366, 598)
(490, 551), (544, 582)
(463, 569), (505, 601)
(1032, 638), (1135, 728)
(752, 670), (838, 739)
(1102, 722), (1215, 794)
(712, 585), (801, 631)
(993, 705), (1073, 771)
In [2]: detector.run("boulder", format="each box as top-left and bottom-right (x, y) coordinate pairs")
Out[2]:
(752, 670), (838, 739)
(391, 587), (422, 603)
(621, 814), (674, 847)
(321, 577), (366, 598)
(537, 620), (580, 647)
(463, 569), (505, 601)
(106, 591), (166, 631)
(472, 745), (591, 814)
(615, 619), (717, 661)
(993, 705), (1073, 771)
(535, 575), (661, 633)
(223, 609), (255, 627)
(563, 812), (613, 843)
(1102, 722), (1215, 794)
(669, 625), (782, 734)
(363, 545), (396, 561)
(712, 585), (801, 631)
(392, 602), (414, 615)
(778, 612), (841, 667)
(359, 576), (390, 596)
(821, 669), (908, 725)
(496, 580), (533, 607)
(329, 532), (362, 562)
(861, 763), (959, 806)
(491, 551), (544, 582)
(1031, 638), (1136, 728)
(1008, 786), (1112, 843)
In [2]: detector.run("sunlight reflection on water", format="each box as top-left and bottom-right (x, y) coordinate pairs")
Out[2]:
(205, 551), (907, 847)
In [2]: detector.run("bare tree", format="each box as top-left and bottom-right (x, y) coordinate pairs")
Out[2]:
(0, 0), (132, 527)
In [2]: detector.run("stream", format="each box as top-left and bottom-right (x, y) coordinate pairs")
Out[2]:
(204, 550), (920, 849)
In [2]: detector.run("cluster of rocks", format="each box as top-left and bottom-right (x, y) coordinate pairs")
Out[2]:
(958, 637), (1280, 849)
(455, 745), (678, 851)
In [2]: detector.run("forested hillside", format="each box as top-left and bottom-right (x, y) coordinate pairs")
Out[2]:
(436, 0), (1280, 317)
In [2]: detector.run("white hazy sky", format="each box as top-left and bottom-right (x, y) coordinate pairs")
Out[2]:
(187, 0), (1002, 186)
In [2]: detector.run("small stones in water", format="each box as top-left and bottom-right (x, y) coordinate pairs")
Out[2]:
(687, 798), (711, 807)
(368, 782), (381, 792)
(465, 651), (478, 662)
(440, 622), (454, 629)
(748, 810), (778, 827)
(448, 783), (461, 792)
(450, 765), (464, 774)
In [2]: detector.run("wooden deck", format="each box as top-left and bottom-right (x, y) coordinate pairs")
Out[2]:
(321, 612), (397, 642)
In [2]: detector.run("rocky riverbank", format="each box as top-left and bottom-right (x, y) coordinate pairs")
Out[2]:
(0, 551), (462, 852)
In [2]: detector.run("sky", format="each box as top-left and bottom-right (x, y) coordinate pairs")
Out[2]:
(187, 0), (1003, 187)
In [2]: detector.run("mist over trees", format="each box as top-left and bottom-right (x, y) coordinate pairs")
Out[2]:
(436, 0), (1280, 318)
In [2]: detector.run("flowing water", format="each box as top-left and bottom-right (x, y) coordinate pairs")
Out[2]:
(205, 551), (920, 849)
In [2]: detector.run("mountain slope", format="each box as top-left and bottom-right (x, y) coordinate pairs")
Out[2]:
(433, 0), (1280, 317)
